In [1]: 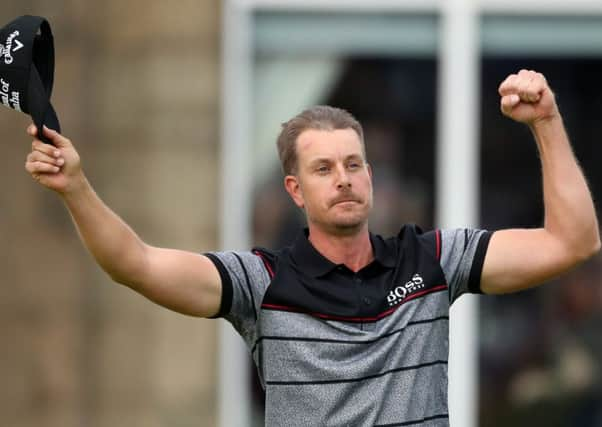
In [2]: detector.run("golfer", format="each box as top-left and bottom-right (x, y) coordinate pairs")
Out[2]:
(24, 69), (600, 426)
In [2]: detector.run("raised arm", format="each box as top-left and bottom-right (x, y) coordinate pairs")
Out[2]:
(481, 70), (600, 294)
(24, 125), (222, 317)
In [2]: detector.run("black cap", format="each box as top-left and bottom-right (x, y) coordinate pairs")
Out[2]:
(0, 15), (61, 144)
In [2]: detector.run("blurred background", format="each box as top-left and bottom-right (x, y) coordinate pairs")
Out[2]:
(1, 1), (601, 427)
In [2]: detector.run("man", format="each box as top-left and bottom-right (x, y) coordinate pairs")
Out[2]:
(25, 69), (600, 426)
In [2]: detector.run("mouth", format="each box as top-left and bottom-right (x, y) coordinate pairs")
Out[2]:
(332, 198), (361, 207)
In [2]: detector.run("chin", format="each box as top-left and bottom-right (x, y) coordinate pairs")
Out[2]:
(330, 215), (368, 233)
(307, 206), (370, 234)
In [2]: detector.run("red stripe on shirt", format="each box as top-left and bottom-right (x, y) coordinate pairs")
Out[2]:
(253, 250), (275, 278)
(261, 284), (448, 323)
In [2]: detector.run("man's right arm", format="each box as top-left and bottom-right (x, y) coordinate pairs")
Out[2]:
(25, 125), (222, 318)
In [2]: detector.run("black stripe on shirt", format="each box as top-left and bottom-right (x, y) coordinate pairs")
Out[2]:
(266, 360), (447, 386)
(374, 413), (449, 426)
(204, 253), (233, 318)
(251, 315), (449, 354)
(468, 231), (493, 294)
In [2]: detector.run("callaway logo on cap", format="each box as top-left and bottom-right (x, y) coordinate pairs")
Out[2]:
(0, 15), (61, 144)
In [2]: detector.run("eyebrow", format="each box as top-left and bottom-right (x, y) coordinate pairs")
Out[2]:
(308, 154), (364, 167)
(307, 158), (332, 168)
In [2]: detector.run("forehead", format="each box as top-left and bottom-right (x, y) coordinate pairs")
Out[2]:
(296, 128), (364, 163)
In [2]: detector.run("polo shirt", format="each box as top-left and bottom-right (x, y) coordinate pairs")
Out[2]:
(206, 224), (492, 426)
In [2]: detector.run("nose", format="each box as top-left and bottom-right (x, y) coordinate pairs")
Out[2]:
(335, 164), (351, 189)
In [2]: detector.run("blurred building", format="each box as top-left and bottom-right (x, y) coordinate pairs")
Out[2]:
(1, 2), (221, 426)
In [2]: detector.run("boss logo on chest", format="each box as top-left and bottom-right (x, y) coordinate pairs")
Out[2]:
(386, 274), (426, 306)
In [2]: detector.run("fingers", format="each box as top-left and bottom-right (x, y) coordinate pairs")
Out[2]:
(500, 94), (520, 116)
(42, 126), (73, 148)
(25, 157), (61, 174)
(26, 127), (65, 178)
(27, 149), (64, 167)
(31, 137), (61, 159)
(26, 150), (64, 173)
(27, 124), (73, 148)
(499, 69), (547, 103)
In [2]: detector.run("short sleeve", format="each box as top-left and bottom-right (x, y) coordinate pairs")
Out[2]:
(204, 251), (272, 348)
(439, 228), (493, 304)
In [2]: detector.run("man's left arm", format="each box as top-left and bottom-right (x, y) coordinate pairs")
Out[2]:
(481, 69), (601, 295)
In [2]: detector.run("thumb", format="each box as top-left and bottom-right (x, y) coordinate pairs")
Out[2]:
(500, 94), (520, 115)
(42, 126), (73, 148)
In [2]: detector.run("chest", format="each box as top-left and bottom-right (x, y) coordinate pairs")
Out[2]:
(261, 246), (447, 322)
(255, 291), (450, 388)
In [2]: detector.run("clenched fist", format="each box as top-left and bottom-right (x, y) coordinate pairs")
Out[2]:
(499, 69), (559, 126)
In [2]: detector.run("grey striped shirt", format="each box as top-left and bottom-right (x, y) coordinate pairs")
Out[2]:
(208, 225), (492, 426)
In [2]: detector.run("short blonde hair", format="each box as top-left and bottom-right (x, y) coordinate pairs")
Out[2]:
(276, 105), (364, 175)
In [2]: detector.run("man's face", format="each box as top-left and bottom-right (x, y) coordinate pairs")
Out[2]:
(284, 128), (373, 235)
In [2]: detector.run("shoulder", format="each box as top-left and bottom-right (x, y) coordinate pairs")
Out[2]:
(251, 247), (278, 279)
(205, 249), (280, 286)
(395, 224), (441, 260)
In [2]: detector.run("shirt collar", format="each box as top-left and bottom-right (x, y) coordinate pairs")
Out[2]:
(290, 228), (397, 277)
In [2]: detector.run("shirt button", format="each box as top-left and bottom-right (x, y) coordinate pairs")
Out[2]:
(363, 297), (372, 306)
(354, 277), (362, 284)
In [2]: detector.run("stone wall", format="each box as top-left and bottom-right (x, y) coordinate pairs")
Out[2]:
(1, 2), (221, 426)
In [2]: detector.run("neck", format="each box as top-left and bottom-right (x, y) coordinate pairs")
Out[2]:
(307, 223), (373, 272)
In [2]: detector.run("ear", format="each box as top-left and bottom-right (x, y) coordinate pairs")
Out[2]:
(284, 175), (305, 209)
(367, 163), (373, 179)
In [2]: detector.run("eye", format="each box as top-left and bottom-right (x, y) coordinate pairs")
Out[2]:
(347, 161), (362, 170)
(316, 165), (330, 174)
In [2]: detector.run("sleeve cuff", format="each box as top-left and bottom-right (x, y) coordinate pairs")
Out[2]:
(204, 253), (233, 318)
(467, 231), (493, 294)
